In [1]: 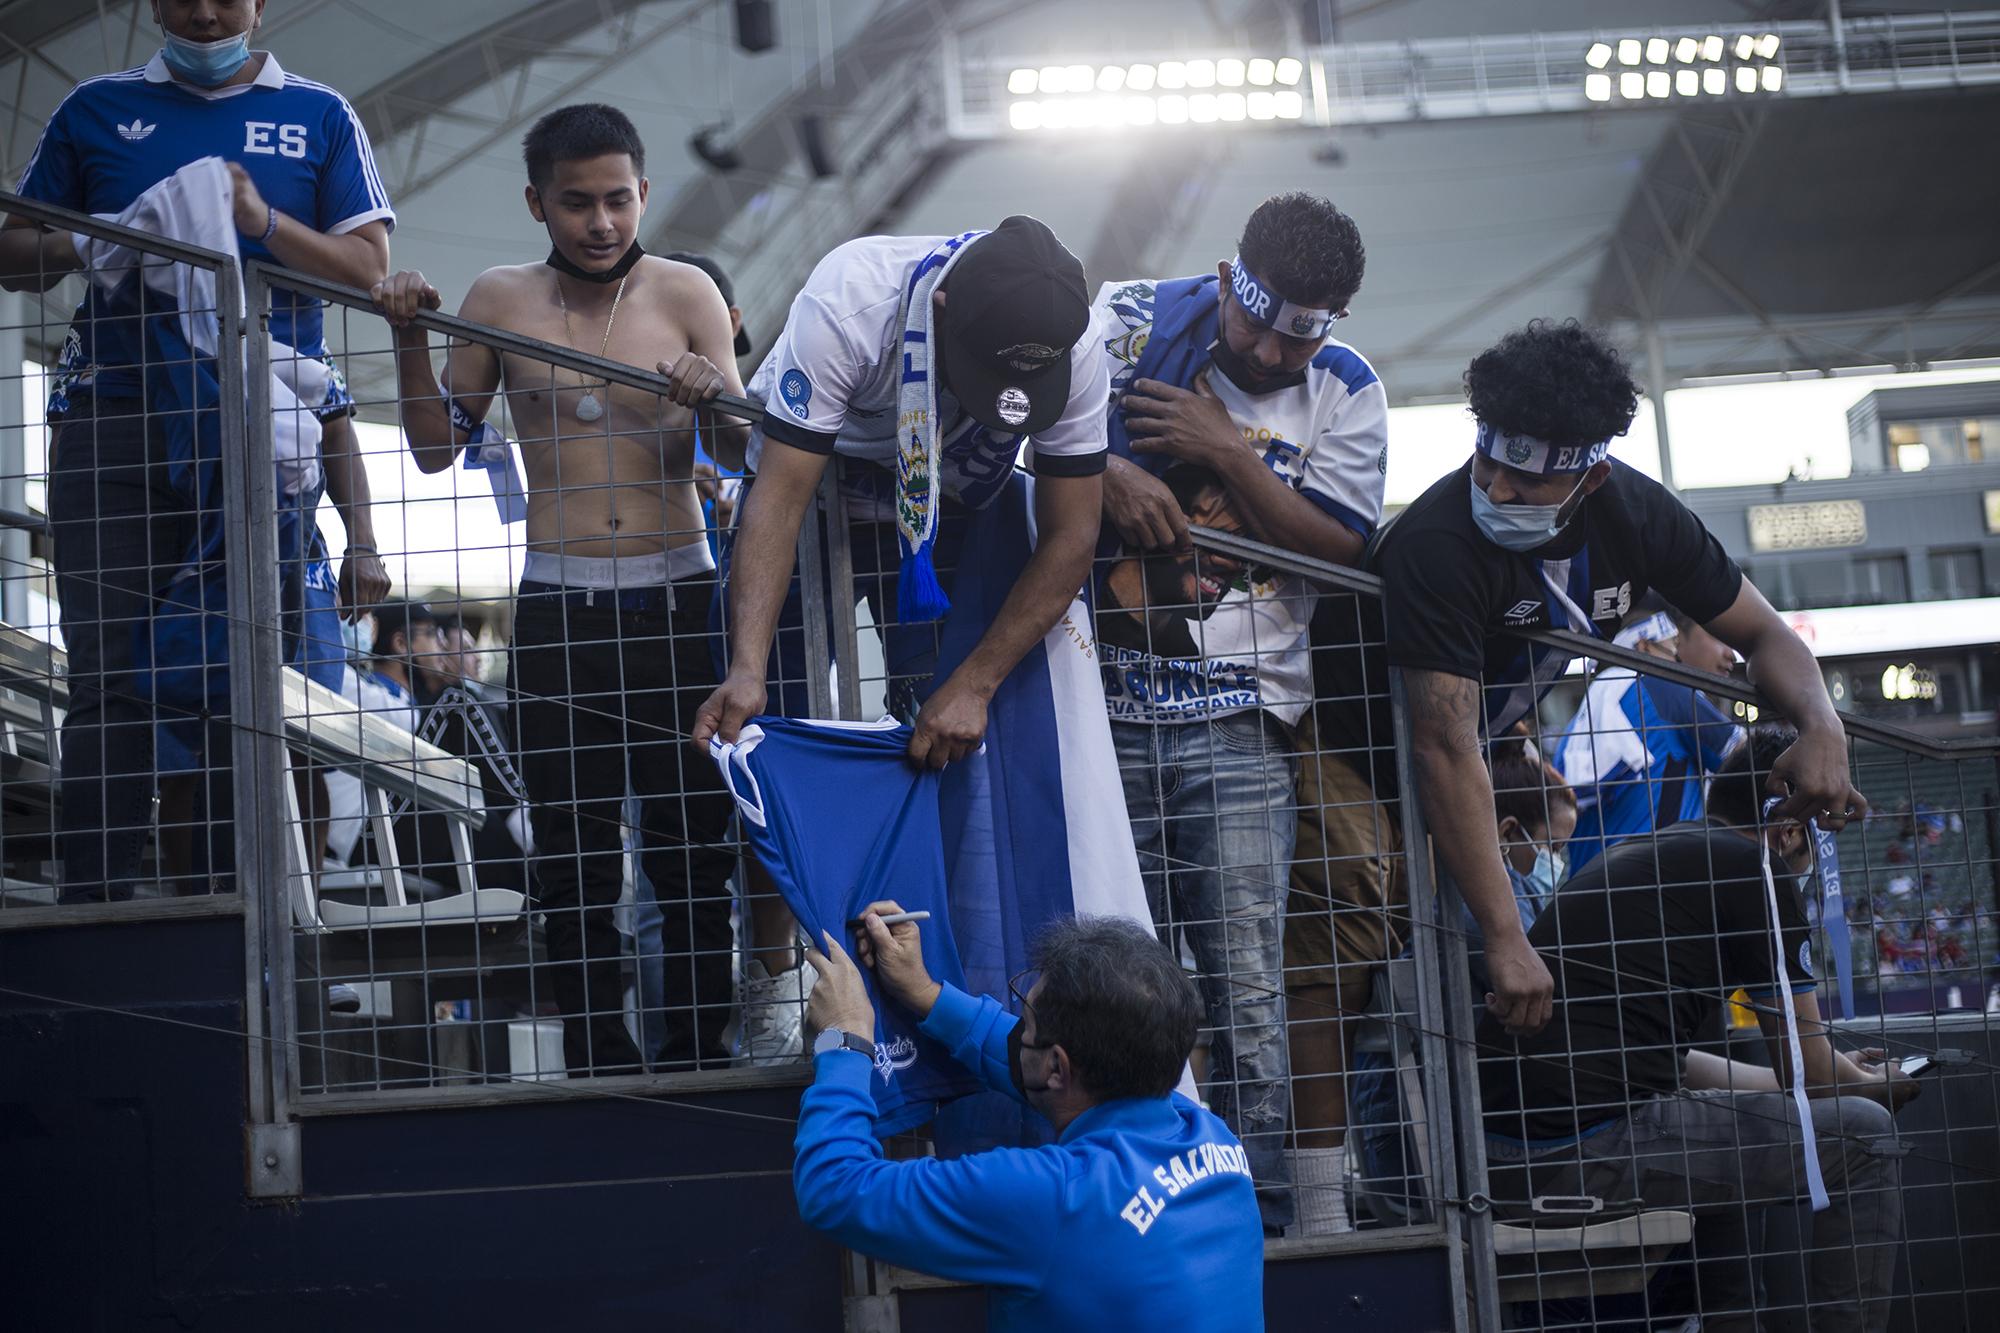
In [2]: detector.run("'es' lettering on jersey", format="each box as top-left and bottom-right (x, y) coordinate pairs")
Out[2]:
(244, 122), (308, 158)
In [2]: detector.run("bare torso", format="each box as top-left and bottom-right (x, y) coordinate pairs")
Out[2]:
(472, 260), (707, 559)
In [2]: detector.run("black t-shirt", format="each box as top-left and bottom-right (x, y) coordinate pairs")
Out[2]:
(1476, 821), (1814, 1143)
(1312, 459), (1743, 799)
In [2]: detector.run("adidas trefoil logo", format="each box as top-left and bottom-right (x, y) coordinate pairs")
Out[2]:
(117, 118), (157, 142)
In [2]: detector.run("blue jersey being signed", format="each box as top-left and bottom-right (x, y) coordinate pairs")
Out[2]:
(709, 715), (978, 1134)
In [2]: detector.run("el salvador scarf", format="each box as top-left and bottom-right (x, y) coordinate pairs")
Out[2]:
(1105, 274), (1222, 472)
(895, 230), (986, 621)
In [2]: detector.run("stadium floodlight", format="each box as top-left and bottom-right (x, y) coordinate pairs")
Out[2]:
(1735, 34), (1755, 59)
(1125, 96), (1156, 125)
(1248, 57), (1276, 85)
(1586, 42), (1613, 69)
(1273, 89), (1304, 118)
(1158, 94), (1189, 123)
(1037, 65), (1066, 93)
(1247, 90), (1277, 118)
(1701, 35), (1724, 61)
(1186, 58), (1216, 88)
(1009, 100), (1042, 130)
(1675, 68), (1698, 96)
(1702, 66), (1726, 94)
(1217, 57), (1245, 87)
(1618, 38), (1641, 64)
(1127, 63), (1157, 91)
(1218, 91), (1247, 120)
(1761, 64), (1784, 91)
(1584, 73), (1613, 102)
(1620, 71), (1644, 98)
(1008, 68), (1037, 95)
(1756, 33), (1781, 59)
(1097, 65), (1126, 92)
(1158, 60), (1187, 89)
(1674, 37), (1698, 63)
(1189, 93), (1219, 122)
(1274, 57), (1303, 84)
(1735, 64), (1757, 91)
(1646, 70), (1670, 97)
(1646, 38), (1668, 64)
(1065, 63), (1093, 91)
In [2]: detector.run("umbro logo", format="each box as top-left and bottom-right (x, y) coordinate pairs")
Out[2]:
(1503, 599), (1543, 623)
(117, 119), (156, 142)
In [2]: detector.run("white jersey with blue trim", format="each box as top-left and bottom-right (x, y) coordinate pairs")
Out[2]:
(1093, 277), (1389, 726)
(15, 51), (394, 409)
(743, 234), (1109, 516)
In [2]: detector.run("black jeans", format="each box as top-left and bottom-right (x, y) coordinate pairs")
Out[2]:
(47, 396), (194, 901)
(511, 575), (736, 1075)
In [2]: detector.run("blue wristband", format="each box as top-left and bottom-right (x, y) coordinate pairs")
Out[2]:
(259, 205), (278, 244)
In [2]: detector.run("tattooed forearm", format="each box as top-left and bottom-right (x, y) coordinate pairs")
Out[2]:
(1408, 669), (1481, 755)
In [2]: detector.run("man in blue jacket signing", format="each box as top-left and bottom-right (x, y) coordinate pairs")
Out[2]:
(797, 904), (1266, 1332)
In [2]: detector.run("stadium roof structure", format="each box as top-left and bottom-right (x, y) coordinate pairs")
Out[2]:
(5, 0), (1998, 421)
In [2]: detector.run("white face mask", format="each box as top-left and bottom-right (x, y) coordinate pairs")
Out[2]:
(1468, 471), (1588, 552)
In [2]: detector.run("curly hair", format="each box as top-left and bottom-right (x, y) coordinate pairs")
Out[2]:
(1237, 192), (1366, 311)
(1463, 319), (1639, 450)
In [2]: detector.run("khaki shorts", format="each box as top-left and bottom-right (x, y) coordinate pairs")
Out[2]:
(1283, 708), (1407, 1010)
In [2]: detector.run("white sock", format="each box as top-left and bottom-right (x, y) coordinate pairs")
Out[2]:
(1290, 1145), (1352, 1236)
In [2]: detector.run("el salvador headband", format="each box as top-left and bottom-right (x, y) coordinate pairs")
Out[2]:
(1474, 419), (1613, 476)
(1228, 256), (1338, 341)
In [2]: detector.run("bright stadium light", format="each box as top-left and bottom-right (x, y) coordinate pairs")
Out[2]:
(1040, 98), (1073, 129)
(1703, 66), (1726, 94)
(1675, 68), (1698, 96)
(1702, 35), (1724, 61)
(1247, 89), (1277, 118)
(1218, 91), (1247, 120)
(1757, 33), (1781, 59)
(1585, 73), (1613, 101)
(1188, 92), (1219, 122)
(1064, 63), (1093, 91)
(1158, 60), (1187, 89)
(1217, 57), (1245, 87)
(1586, 42), (1612, 69)
(1618, 38), (1641, 65)
(1735, 34), (1755, 60)
(1646, 38), (1668, 64)
(1037, 65), (1066, 93)
(1125, 96), (1156, 125)
(1009, 100), (1042, 129)
(1158, 94), (1189, 123)
(1007, 67), (1037, 95)
(1620, 71), (1644, 98)
(1273, 89), (1304, 118)
(1097, 65), (1125, 92)
(1646, 69), (1670, 97)
(1674, 37), (1698, 63)
(1735, 64), (1757, 91)
(1186, 58), (1216, 88)
(1247, 57), (1276, 85)
(1127, 63), (1157, 91)
(1762, 64), (1784, 91)
(1274, 57), (1302, 84)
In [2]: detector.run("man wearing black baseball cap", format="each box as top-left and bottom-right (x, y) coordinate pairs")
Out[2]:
(696, 216), (1108, 774)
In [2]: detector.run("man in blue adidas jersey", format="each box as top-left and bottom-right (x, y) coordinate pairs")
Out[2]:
(1554, 607), (1742, 873)
(1091, 192), (1386, 1234)
(797, 907), (1264, 1332)
(1, 0), (394, 900)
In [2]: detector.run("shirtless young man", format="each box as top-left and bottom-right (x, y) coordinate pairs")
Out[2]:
(372, 104), (748, 1077)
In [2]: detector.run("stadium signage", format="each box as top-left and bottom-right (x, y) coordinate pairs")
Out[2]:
(1745, 499), (1867, 553)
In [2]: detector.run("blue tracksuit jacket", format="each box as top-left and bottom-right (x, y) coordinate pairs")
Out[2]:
(794, 984), (1265, 1331)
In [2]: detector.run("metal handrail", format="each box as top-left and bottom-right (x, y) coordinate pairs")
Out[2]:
(0, 189), (236, 272)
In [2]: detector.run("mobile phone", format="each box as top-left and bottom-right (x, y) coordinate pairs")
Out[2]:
(1899, 1054), (1936, 1078)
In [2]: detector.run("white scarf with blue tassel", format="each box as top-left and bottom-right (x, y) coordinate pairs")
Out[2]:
(894, 229), (986, 621)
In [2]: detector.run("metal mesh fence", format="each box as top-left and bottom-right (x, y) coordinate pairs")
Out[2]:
(3, 187), (1995, 1330)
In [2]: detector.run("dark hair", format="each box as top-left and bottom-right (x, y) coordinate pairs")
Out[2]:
(1707, 722), (1802, 826)
(522, 104), (646, 190)
(1237, 192), (1366, 311)
(370, 600), (438, 661)
(1463, 319), (1639, 451)
(1163, 463), (1224, 512)
(1031, 917), (1200, 1101)
(1491, 743), (1576, 837)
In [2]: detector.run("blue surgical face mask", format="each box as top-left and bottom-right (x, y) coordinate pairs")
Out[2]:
(161, 30), (253, 87)
(1468, 471), (1587, 552)
(1526, 846), (1566, 900)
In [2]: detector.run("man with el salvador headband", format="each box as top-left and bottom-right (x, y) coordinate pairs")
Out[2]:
(1296, 320), (1865, 1177)
(1091, 192), (1386, 1234)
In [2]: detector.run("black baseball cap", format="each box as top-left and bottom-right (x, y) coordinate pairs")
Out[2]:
(938, 215), (1087, 436)
(664, 250), (752, 356)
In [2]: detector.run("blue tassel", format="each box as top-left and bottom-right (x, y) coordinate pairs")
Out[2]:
(897, 544), (952, 622)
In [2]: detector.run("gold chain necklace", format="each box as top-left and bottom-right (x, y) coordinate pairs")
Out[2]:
(555, 269), (632, 423)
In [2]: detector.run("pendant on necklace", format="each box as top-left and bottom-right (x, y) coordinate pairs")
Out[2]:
(574, 391), (604, 423)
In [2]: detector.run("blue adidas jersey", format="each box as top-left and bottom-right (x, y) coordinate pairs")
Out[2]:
(710, 715), (980, 1135)
(15, 51), (393, 409)
(1554, 671), (1740, 872)
(797, 984), (1265, 1333)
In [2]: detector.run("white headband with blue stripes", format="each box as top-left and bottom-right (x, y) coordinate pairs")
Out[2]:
(1228, 256), (1338, 340)
(1474, 420), (1613, 476)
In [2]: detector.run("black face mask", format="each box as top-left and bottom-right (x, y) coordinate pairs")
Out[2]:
(1008, 1024), (1053, 1099)
(546, 239), (646, 284)
(1208, 338), (1306, 395)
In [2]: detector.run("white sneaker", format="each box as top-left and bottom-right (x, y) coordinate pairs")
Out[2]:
(735, 959), (815, 1066)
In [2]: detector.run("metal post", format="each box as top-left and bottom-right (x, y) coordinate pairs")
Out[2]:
(798, 469), (838, 719)
(824, 481), (862, 721)
(1646, 322), (1679, 495)
(1829, 0), (1850, 92)
(0, 292), (29, 627)
(1389, 669), (1488, 1333)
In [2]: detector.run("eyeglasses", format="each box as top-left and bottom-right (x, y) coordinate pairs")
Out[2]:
(1008, 969), (1058, 1049)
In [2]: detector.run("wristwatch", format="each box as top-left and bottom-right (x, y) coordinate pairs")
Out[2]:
(813, 1028), (876, 1061)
